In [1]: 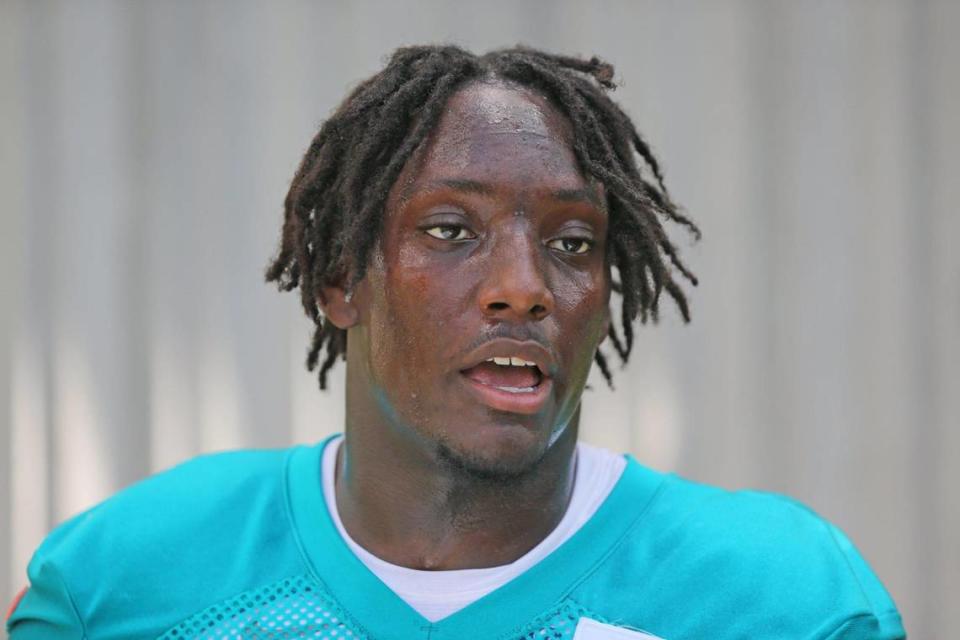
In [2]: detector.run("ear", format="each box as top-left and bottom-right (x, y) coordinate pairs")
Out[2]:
(318, 284), (359, 330)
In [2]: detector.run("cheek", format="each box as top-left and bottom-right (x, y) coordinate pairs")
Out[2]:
(363, 255), (478, 431)
(392, 239), (480, 327)
(392, 249), (466, 329)
(368, 252), (472, 383)
(553, 270), (610, 389)
(555, 266), (610, 336)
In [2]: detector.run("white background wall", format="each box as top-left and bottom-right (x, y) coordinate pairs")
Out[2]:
(2, 1), (958, 638)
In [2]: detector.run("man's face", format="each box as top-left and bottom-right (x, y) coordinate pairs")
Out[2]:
(347, 80), (610, 477)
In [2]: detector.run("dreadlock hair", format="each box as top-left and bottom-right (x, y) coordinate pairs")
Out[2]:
(266, 44), (700, 390)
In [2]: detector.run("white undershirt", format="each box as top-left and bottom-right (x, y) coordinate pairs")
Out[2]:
(321, 436), (626, 622)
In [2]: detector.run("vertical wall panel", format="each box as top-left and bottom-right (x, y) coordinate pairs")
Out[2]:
(0, 0), (26, 607)
(915, 2), (960, 636)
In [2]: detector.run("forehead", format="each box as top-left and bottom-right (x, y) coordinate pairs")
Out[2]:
(403, 80), (586, 192)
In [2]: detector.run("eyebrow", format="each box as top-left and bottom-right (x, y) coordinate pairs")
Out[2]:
(398, 178), (493, 203)
(551, 187), (602, 206)
(424, 179), (601, 206)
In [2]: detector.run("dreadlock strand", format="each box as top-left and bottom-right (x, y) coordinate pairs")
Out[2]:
(593, 350), (615, 388)
(606, 323), (628, 362)
(340, 54), (474, 219)
(316, 321), (343, 390)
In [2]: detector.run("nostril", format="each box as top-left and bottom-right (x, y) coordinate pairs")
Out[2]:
(530, 304), (547, 318)
(487, 302), (509, 311)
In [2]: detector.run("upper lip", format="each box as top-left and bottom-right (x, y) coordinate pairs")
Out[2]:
(459, 338), (557, 378)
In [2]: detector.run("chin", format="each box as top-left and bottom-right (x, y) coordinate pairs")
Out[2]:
(433, 421), (553, 483)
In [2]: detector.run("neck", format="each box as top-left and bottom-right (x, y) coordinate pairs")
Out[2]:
(334, 387), (579, 570)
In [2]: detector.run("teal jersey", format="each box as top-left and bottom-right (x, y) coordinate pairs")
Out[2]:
(7, 436), (904, 640)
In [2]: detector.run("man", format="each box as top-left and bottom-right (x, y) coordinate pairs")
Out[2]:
(8, 45), (904, 640)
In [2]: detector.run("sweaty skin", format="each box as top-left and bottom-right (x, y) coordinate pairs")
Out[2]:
(321, 79), (611, 570)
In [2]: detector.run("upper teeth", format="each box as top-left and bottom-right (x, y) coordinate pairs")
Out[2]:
(487, 356), (537, 367)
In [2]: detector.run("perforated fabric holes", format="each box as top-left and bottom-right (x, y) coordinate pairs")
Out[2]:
(517, 600), (590, 640)
(158, 575), (601, 639)
(157, 574), (366, 640)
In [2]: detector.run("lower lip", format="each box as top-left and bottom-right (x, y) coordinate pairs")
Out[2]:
(459, 373), (553, 415)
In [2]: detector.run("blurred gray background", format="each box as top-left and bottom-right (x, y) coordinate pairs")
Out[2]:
(1, 1), (957, 637)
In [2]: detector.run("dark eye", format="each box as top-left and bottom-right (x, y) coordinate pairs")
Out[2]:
(425, 224), (476, 241)
(547, 237), (593, 254)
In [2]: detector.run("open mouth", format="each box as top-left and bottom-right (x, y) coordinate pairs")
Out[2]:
(461, 356), (544, 392)
(459, 356), (552, 415)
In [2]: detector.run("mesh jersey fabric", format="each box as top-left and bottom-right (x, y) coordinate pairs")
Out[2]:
(322, 435), (626, 622)
(7, 435), (905, 640)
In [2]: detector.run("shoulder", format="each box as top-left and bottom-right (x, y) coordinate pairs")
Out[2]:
(37, 448), (294, 565)
(10, 447), (309, 639)
(577, 464), (904, 639)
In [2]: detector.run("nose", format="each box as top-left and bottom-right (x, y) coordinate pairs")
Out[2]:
(478, 233), (555, 322)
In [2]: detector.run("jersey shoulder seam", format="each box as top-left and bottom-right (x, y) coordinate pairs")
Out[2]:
(820, 517), (889, 620)
(813, 611), (898, 640)
(44, 558), (89, 638)
(563, 468), (671, 596)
